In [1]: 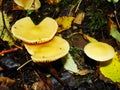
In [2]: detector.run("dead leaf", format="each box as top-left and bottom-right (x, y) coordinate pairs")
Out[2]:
(74, 12), (85, 24)
(0, 77), (15, 86)
(63, 53), (93, 75)
(0, 11), (15, 46)
(23, 84), (29, 90)
(108, 18), (120, 42)
(0, 11), (10, 30)
(56, 16), (74, 32)
(100, 52), (120, 82)
(0, 67), (3, 71)
(80, 31), (98, 43)
(63, 53), (79, 73)
(0, 0), (2, 6)
(78, 69), (94, 75)
(32, 81), (51, 90)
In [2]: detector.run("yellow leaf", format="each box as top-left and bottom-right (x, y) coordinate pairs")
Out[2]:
(56, 16), (74, 32)
(100, 52), (120, 82)
(0, 11), (15, 46)
(83, 34), (98, 43)
(0, 11), (10, 30)
(79, 31), (98, 43)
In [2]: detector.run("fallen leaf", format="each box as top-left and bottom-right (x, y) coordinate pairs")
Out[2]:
(0, 0), (2, 6)
(0, 67), (3, 71)
(63, 53), (93, 75)
(63, 53), (79, 73)
(0, 11), (10, 30)
(0, 11), (15, 46)
(0, 77), (15, 86)
(74, 12), (85, 24)
(77, 69), (94, 75)
(80, 31), (98, 43)
(32, 81), (51, 90)
(83, 34), (98, 43)
(56, 16), (74, 32)
(100, 52), (120, 82)
(108, 18), (120, 42)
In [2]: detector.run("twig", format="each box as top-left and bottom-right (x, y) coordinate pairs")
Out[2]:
(75, 0), (82, 13)
(0, 46), (22, 56)
(47, 63), (72, 90)
(114, 10), (120, 29)
(68, 0), (82, 15)
(113, 3), (120, 30)
(17, 59), (33, 70)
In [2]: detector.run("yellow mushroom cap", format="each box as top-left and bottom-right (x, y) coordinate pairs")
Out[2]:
(14, 0), (34, 9)
(24, 36), (70, 62)
(14, 0), (41, 10)
(11, 17), (58, 44)
(84, 42), (115, 61)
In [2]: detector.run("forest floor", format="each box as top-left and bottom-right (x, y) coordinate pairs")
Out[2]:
(0, 0), (120, 90)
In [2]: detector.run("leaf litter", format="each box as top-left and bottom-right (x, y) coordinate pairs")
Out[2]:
(0, 0), (120, 90)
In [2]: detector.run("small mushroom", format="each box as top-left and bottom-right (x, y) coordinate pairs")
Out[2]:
(11, 17), (58, 44)
(24, 36), (70, 62)
(14, 0), (41, 10)
(84, 42), (115, 61)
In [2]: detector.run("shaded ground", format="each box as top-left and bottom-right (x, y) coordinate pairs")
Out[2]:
(0, 0), (120, 90)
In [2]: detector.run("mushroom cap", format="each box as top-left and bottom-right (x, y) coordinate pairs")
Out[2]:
(11, 17), (58, 44)
(84, 42), (115, 61)
(24, 36), (70, 62)
(14, 0), (34, 10)
(14, 0), (41, 10)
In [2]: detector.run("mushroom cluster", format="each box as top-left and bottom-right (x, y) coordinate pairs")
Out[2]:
(11, 17), (70, 63)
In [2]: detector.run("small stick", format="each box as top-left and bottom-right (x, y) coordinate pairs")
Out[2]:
(17, 59), (33, 70)
(0, 47), (22, 56)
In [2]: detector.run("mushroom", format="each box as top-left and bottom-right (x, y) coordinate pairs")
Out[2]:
(14, 0), (41, 10)
(11, 17), (58, 44)
(84, 42), (115, 61)
(24, 36), (70, 63)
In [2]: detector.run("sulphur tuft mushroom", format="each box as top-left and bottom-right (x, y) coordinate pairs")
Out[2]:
(24, 36), (70, 63)
(14, 0), (41, 10)
(84, 42), (115, 61)
(11, 17), (58, 44)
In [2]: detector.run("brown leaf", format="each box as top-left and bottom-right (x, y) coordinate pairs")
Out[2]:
(0, 0), (2, 6)
(0, 67), (3, 71)
(32, 80), (51, 90)
(74, 12), (85, 24)
(78, 69), (94, 75)
(0, 77), (15, 86)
